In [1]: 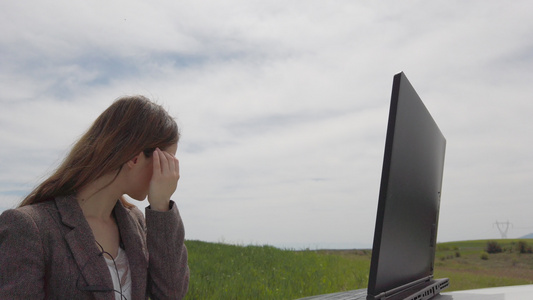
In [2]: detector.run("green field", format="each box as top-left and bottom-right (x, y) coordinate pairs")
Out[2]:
(184, 239), (533, 299)
(434, 239), (533, 291)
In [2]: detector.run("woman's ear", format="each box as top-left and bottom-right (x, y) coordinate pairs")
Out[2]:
(126, 152), (144, 168)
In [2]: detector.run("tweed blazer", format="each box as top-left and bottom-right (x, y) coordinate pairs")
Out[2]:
(0, 196), (189, 299)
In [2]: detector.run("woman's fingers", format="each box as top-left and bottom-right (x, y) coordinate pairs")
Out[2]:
(152, 148), (161, 176)
(148, 148), (180, 211)
(158, 148), (169, 173)
(172, 156), (180, 180)
(164, 151), (179, 177)
(154, 148), (178, 177)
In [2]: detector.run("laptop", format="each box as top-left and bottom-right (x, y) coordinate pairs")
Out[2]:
(298, 72), (449, 300)
(366, 71), (449, 300)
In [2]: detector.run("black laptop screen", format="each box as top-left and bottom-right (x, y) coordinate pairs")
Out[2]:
(367, 72), (446, 297)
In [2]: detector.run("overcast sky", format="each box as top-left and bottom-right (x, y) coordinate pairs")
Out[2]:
(1, 0), (532, 249)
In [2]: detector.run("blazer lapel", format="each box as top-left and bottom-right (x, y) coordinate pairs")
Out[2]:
(114, 201), (149, 300)
(55, 196), (115, 300)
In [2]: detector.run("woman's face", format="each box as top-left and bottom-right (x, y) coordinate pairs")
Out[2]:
(127, 144), (178, 201)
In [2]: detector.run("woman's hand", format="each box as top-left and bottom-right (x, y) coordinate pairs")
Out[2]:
(148, 148), (180, 211)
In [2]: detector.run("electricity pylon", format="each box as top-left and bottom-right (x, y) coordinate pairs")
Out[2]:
(493, 220), (513, 239)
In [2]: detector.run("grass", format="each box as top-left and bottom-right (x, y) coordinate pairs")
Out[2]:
(434, 239), (533, 291)
(185, 241), (370, 299)
(184, 239), (533, 299)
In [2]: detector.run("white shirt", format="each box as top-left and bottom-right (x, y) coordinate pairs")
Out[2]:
(104, 247), (132, 300)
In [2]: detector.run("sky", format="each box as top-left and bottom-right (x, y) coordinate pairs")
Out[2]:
(1, 0), (532, 249)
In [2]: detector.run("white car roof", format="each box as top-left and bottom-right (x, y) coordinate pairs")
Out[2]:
(435, 284), (533, 300)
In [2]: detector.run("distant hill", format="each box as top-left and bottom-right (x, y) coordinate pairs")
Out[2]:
(520, 233), (533, 239)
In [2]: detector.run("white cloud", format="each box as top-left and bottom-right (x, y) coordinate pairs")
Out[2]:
(1, 0), (533, 248)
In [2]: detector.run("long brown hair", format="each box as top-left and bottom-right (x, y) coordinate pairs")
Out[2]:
(19, 95), (179, 208)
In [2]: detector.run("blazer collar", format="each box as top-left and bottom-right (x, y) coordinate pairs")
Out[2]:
(55, 196), (148, 300)
(54, 196), (116, 300)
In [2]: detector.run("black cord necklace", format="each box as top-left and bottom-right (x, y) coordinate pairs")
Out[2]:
(94, 240), (127, 300)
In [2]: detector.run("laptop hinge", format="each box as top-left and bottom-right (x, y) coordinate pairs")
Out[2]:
(374, 276), (433, 299)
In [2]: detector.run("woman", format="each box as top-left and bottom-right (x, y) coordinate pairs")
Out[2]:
(0, 96), (189, 299)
